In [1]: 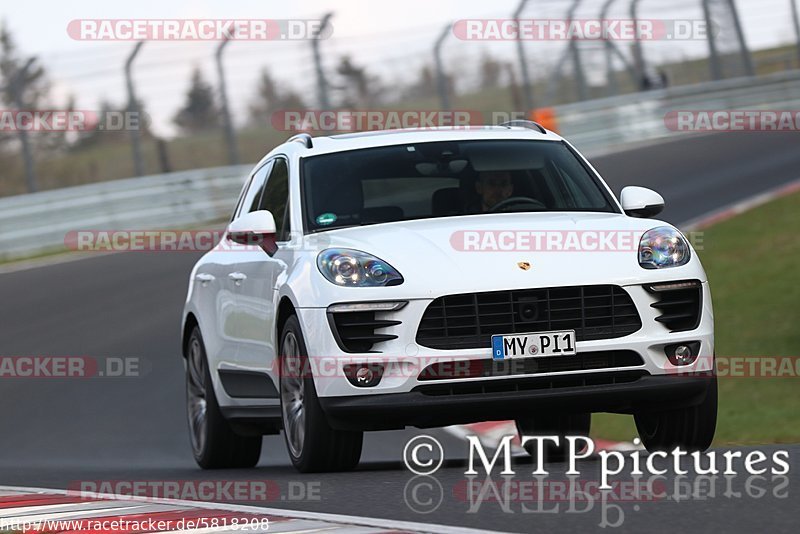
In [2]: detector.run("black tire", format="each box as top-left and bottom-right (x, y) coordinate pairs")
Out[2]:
(515, 412), (592, 461)
(634, 376), (717, 452)
(280, 315), (363, 473)
(186, 326), (262, 469)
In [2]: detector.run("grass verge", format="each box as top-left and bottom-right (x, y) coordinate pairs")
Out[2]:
(593, 189), (800, 445)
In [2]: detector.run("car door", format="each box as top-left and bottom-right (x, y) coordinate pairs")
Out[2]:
(217, 161), (272, 370)
(233, 157), (291, 380)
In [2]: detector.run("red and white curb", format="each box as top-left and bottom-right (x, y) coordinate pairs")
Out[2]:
(445, 421), (642, 454)
(0, 485), (501, 534)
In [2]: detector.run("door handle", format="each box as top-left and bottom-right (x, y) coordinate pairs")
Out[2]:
(195, 273), (215, 286)
(228, 272), (247, 285)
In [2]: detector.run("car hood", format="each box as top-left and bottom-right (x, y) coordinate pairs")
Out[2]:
(300, 212), (704, 300)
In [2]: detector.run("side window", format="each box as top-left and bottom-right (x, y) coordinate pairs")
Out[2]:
(231, 176), (252, 221)
(258, 158), (290, 241)
(235, 162), (272, 219)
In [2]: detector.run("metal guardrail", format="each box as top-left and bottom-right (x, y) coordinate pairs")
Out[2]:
(557, 69), (800, 154)
(2, 70), (800, 262)
(0, 165), (250, 261)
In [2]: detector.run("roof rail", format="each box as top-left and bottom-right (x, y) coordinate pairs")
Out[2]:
(287, 133), (313, 148)
(499, 120), (547, 134)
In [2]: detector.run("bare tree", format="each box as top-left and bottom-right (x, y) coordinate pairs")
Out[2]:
(479, 52), (503, 90)
(336, 56), (379, 108)
(247, 68), (305, 128)
(173, 67), (221, 134)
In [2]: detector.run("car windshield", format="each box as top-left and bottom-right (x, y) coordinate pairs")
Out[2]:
(302, 139), (618, 233)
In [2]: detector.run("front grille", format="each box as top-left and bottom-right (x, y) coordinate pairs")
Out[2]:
(414, 370), (649, 396)
(418, 350), (644, 381)
(416, 285), (642, 350)
(646, 280), (702, 332)
(328, 311), (400, 353)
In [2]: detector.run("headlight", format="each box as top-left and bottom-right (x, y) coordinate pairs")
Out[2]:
(639, 226), (691, 269)
(317, 249), (403, 287)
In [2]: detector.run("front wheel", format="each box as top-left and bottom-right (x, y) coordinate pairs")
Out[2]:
(634, 376), (717, 452)
(280, 315), (363, 472)
(186, 326), (262, 468)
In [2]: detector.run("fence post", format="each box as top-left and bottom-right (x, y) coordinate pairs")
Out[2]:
(9, 58), (38, 192)
(434, 23), (452, 111)
(601, 0), (619, 96)
(124, 41), (145, 177)
(629, 0), (647, 88)
(312, 13), (334, 109)
(702, 0), (723, 80)
(728, 0), (754, 76)
(792, 0), (800, 68)
(513, 0), (534, 111)
(216, 37), (239, 165)
(567, 0), (589, 101)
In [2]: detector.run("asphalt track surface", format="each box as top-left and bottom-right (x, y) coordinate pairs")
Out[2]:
(1, 132), (799, 532)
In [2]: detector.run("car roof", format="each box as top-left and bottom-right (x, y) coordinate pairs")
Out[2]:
(262, 125), (565, 163)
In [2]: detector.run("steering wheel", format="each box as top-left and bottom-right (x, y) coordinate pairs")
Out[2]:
(488, 196), (547, 213)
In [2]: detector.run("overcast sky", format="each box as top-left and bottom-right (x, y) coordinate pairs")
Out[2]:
(1, 0), (795, 136)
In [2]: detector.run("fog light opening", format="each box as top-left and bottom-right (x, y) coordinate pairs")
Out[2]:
(356, 366), (375, 384)
(665, 341), (700, 366)
(344, 363), (384, 387)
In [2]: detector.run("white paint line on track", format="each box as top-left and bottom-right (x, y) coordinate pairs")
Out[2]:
(239, 521), (339, 533)
(162, 529), (269, 534)
(0, 485), (510, 534)
(2, 503), (184, 521)
(0, 221), (227, 275)
(0, 501), (152, 517)
(0, 250), (120, 275)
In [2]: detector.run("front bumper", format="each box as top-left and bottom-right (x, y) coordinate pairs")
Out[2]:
(319, 372), (716, 430)
(295, 282), (715, 400)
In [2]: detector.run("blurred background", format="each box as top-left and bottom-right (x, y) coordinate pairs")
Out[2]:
(1, 0), (799, 195)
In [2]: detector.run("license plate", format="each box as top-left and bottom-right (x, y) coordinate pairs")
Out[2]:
(491, 330), (576, 360)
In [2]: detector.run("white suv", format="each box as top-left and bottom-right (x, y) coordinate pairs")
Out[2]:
(181, 123), (716, 472)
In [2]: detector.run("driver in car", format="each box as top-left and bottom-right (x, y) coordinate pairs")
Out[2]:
(474, 170), (514, 212)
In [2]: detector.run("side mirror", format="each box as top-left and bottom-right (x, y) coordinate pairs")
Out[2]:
(620, 186), (665, 218)
(227, 210), (278, 256)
